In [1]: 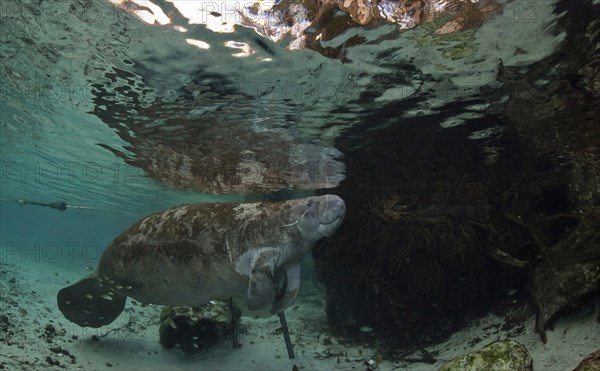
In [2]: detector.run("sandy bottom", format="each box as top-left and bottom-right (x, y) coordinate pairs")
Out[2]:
(1, 258), (598, 370)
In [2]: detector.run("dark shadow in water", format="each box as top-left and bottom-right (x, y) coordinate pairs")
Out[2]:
(313, 0), (600, 351)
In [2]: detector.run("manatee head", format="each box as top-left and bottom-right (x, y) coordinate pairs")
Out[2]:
(291, 194), (346, 241)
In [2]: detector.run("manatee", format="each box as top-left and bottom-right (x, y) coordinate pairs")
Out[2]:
(57, 195), (345, 328)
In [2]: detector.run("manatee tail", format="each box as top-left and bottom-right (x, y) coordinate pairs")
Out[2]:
(57, 274), (126, 328)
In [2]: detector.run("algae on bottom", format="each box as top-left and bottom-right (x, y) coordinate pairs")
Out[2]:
(439, 339), (533, 371)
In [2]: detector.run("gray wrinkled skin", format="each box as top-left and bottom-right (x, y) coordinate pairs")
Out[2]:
(58, 195), (345, 327)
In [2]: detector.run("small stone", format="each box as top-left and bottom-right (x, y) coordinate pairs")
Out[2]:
(51, 347), (70, 356)
(106, 362), (112, 367)
(45, 356), (60, 366)
(44, 324), (56, 335)
(8, 278), (16, 284)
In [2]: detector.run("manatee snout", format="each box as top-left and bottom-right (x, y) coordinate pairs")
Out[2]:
(318, 195), (346, 237)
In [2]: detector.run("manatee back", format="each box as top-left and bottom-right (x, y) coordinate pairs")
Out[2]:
(99, 203), (292, 276)
(94, 202), (297, 300)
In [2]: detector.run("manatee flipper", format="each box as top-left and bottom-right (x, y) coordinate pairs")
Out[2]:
(246, 248), (282, 311)
(57, 275), (126, 328)
(271, 265), (301, 314)
(247, 268), (277, 311)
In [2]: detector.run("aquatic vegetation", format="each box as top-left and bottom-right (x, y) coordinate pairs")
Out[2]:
(439, 339), (533, 371)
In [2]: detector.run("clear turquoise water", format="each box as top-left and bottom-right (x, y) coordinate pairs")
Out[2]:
(0, 0), (566, 316)
(0, 0), (564, 214)
(2, 0), (591, 369)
